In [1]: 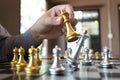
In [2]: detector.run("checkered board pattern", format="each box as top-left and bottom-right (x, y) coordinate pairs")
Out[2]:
(0, 59), (120, 80)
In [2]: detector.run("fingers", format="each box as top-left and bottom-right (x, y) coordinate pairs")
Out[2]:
(60, 4), (74, 19)
(51, 4), (74, 18)
(45, 16), (63, 26)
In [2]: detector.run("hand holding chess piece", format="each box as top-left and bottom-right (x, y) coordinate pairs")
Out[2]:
(25, 46), (40, 73)
(49, 45), (65, 75)
(100, 47), (113, 68)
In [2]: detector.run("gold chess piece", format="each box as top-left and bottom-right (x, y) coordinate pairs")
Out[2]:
(25, 46), (40, 73)
(80, 52), (85, 59)
(35, 48), (42, 65)
(61, 11), (79, 42)
(16, 46), (27, 71)
(95, 51), (101, 59)
(11, 47), (19, 65)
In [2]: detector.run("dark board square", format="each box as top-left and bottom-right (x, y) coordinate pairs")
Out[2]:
(100, 72), (120, 78)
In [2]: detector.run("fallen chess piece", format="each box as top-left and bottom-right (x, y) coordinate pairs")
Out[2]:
(66, 30), (88, 71)
(49, 45), (65, 75)
(100, 47), (113, 68)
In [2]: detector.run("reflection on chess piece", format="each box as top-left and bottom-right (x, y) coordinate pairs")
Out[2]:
(16, 46), (27, 71)
(61, 11), (79, 42)
(11, 47), (19, 67)
(82, 48), (92, 65)
(100, 47), (112, 68)
(25, 46), (40, 73)
(95, 51), (101, 60)
(35, 48), (42, 65)
(49, 45), (65, 75)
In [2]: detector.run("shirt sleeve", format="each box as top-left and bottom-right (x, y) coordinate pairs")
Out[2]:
(0, 26), (41, 62)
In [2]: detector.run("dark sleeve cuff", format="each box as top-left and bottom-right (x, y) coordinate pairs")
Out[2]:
(21, 29), (40, 50)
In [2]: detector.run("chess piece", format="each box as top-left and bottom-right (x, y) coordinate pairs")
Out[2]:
(95, 51), (101, 60)
(16, 46), (27, 71)
(89, 49), (95, 59)
(66, 48), (72, 57)
(80, 52), (85, 59)
(11, 47), (19, 66)
(100, 47), (112, 68)
(61, 11), (79, 42)
(66, 30), (88, 71)
(41, 39), (53, 59)
(25, 46), (40, 73)
(35, 48), (42, 65)
(49, 45), (65, 75)
(82, 48), (92, 65)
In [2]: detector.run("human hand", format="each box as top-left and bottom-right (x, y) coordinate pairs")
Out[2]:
(30, 4), (77, 43)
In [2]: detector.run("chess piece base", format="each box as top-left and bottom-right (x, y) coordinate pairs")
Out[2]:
(100, 63), (113, 68)
(49, 66), (65, 75)
(16, 63), (26, 72)
(25, 66), (40, 73)
(66, 34), (78, 42)
(82, 60), (92, 65)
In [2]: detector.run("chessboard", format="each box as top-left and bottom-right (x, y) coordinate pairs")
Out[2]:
(0, 59), (120, 80)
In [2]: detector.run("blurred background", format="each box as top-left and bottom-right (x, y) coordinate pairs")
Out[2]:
(0, 0), (120, 58)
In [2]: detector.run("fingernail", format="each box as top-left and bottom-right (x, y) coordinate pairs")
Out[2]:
(56, 17), (61, 24)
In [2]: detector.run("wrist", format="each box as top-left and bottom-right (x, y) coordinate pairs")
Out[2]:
(30, 27), (43, 44)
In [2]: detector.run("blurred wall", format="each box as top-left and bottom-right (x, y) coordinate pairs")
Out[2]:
(0, 0), (20, 35)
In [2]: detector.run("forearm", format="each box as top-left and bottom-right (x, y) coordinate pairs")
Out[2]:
(0, 29), (41, 62)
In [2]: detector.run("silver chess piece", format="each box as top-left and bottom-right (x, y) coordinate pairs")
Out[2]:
(82, 47), (92, 65)
(49, 45), (65, 75)
(66, 30), (88, 71)
(100, 47), (112, 68)
(67, 48), (72, 57)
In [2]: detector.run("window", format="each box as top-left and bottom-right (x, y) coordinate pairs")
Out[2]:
(67, 10), (101, 52)
(20, 0), (46, 33)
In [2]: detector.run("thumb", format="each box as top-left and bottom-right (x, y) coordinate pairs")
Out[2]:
(46, 16), (63, 26)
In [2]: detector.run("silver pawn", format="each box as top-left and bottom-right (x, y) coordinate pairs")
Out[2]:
(82, 48), (92, 65)
(49, 45), (65, 75)
(100, 47), (112, 68)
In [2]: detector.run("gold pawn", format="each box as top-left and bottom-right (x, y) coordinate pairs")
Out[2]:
(95, 51), (101, 59)
(11, 47), (19, 65)
(80, 52), (85, 59)
(61, 11), (79, 42)
(35, 48), (42, 65)
(25, 46), (40, 73)
(16, 46), (27, 71)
